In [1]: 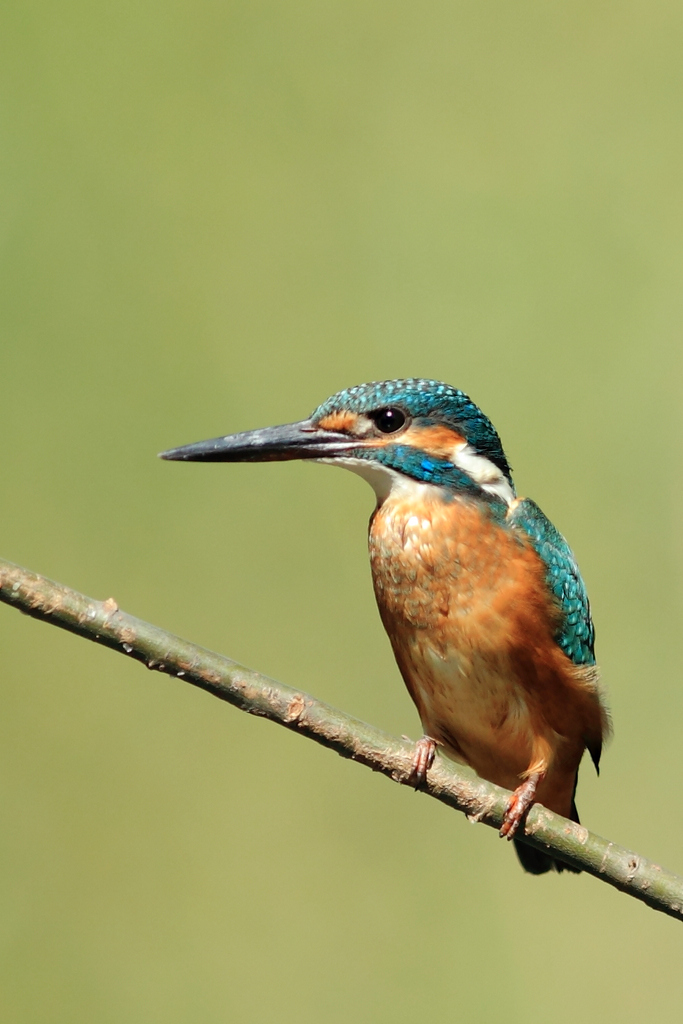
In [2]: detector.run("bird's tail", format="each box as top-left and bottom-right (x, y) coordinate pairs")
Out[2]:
(513, 799), (582, 875)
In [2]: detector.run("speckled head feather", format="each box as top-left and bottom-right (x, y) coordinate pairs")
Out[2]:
(311, 378), (513, 483)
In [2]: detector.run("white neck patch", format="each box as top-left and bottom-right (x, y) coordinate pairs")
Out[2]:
(451, 442), (515, 505)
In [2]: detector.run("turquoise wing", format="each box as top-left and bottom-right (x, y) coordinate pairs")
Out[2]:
(508, 498), (596, 667)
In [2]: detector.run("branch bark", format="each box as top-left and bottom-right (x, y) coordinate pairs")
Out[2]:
(0, 555), (680, 921)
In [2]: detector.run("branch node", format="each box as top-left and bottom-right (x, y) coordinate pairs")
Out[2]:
(284, 694), (306, 724)
(626, 856), (640, 883)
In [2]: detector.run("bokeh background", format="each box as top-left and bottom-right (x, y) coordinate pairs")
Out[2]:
(1, 2), (682, 1020)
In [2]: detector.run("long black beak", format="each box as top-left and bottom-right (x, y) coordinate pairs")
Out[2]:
(159, 419), (356, 463)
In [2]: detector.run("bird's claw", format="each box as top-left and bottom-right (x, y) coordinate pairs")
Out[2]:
(409, 736), (436, 788)
(500, 772), (541, 840)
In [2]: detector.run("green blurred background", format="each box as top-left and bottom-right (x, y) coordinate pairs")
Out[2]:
(1, 1), (682, 1020)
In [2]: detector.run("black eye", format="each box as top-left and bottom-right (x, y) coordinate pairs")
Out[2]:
(369, 407), (407, 433)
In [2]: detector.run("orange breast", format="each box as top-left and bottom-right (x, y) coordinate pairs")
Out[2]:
(369, 489), (602, 815)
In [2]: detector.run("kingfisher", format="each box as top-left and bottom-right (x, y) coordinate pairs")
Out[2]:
(161, 378), (609, 874)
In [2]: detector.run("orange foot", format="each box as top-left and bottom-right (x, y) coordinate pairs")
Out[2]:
(500, 772), (542, 840)
(409, 736), (437, 789)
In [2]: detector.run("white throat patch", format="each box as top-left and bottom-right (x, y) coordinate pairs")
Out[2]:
(315, 457), (431, 503)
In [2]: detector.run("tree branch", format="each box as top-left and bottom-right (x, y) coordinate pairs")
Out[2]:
(0, 555), (679, 921)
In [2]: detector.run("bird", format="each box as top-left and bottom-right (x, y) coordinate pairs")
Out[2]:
(160, 378), (610, 874)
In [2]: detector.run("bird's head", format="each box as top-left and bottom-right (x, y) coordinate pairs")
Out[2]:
(160, 378), (515, 505)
